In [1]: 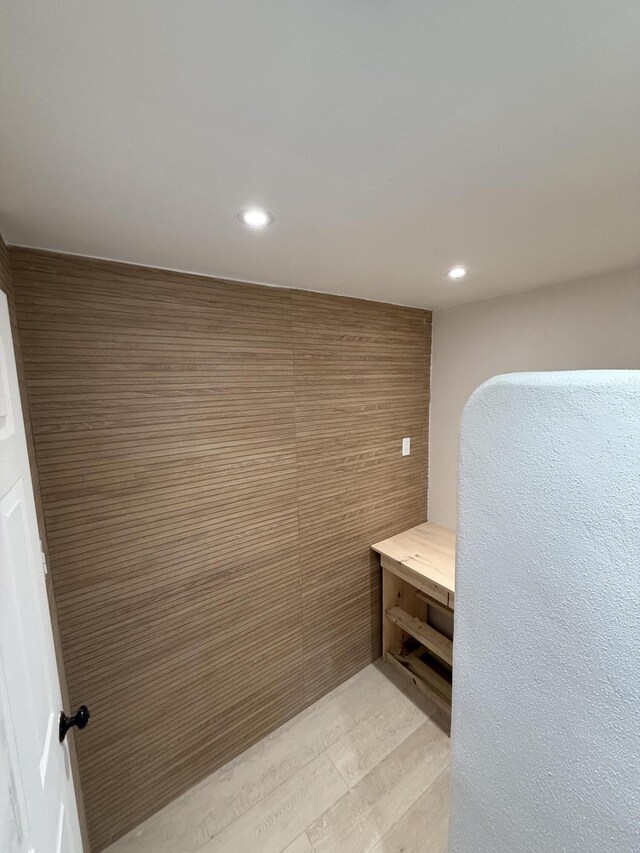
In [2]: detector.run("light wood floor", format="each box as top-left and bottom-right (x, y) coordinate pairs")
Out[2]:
(106, 660), (451, 853)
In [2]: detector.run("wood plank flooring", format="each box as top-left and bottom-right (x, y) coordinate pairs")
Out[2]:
(106, 660), (450, 853)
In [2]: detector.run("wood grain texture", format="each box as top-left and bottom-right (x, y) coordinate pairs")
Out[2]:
(9, 247), (431, 850)
(385, 606), (453, 665)
(377, 523), (455, 713)
(292, 290), (430, 702)
(373, 521), (456, 597)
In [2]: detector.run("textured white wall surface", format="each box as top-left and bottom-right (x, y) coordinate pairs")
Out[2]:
(428, 267), (640, 528)
(449, 371), (640, 853)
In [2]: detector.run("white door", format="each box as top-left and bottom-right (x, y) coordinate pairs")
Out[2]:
(0, 291), (83, 853)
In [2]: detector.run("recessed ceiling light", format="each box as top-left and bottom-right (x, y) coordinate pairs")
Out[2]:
(447, 265), (467, 280)
(238, 207), (273, 229)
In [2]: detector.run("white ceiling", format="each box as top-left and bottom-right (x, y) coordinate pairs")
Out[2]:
(1, 1), (639, 309)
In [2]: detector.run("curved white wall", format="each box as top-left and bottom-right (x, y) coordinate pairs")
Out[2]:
(449, 370), (640, 852)
(428, 267), (640, 528)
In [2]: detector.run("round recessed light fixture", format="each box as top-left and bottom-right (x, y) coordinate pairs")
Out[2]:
(447, 265), (467, 280)
(238, 207), (274, 229)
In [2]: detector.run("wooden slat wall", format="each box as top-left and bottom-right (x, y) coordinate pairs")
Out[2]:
(10, 247), (431, 851)
(292, 291), (431, 702)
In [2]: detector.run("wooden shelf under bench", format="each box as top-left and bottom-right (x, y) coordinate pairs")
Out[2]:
(372, 522), (456, 713)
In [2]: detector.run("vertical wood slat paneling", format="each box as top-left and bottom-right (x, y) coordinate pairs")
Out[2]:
(10, 247), (431, 851)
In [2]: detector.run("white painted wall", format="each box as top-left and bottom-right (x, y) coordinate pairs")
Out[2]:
(428, 267), (640, 528)
(449, 370), (640, 852)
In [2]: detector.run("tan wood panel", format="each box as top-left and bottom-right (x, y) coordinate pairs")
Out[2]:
(415, 589), (453, 614)
(376, 522), (455, 714)
(10, 247), (431, 850)
(291, 290), (430, 702)
(373, 522), (455, 594)
(10, 248), (305, 850)
(383, 652), (452, 715)
(385, 606), (453, 665)
(381, 555), (450, 606)
(399, 650), (452, 703)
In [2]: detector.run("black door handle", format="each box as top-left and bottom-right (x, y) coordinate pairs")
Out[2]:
(59, 705), (90, 743)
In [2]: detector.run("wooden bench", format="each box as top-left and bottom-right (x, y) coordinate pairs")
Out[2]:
(372, 522), (456, 713)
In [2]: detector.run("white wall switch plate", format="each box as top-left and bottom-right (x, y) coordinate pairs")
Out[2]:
(402, 437), (410, 456)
